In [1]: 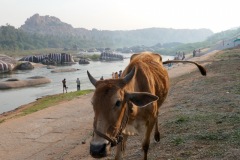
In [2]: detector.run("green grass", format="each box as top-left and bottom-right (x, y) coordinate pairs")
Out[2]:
(175, 115), (189, 124)
(171, 137), (185, 146)
(232, 129), (240, 145)
(215, 49), (240, 59)
(87, 54), (100, 61)
(20, 89), (93, 116)
(194, 131), (229, 141)
(204, 147), (225, 158)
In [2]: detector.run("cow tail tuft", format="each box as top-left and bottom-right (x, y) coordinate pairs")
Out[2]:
(196, 64), (207, 76)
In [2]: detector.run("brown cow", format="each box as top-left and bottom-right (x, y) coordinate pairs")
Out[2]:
(87, 52), (206, 160)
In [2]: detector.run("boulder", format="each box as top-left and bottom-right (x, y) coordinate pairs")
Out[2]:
(16, 61), (34, 70)
(46, 65), (56, 69)
(0, 54), (17, 73)
(51, 68), (80, 73)
(0, 76), (51, 89)
(19, 53), (75, 65)
(79, 58), (90, 64)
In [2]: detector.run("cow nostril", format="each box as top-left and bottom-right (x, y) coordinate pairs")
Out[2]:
(90, 143), (107, 158)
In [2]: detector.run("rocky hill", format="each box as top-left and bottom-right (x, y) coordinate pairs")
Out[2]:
(20, 14), (213, 46)
(20, 14), (76, 36)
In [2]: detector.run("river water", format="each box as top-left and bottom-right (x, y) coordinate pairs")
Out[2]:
(0, 53), (173, 114)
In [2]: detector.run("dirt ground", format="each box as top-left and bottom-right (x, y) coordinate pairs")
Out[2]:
(0, 49), (239, 160)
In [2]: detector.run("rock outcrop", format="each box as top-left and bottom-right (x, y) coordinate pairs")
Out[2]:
(16, 61), (34, 70)
(51, 68), (80, 73)
(0, 76), (51, 89)
(19, 53), (75, 65)
(0, 54), (17, 73)
(99, 52), (123, 61)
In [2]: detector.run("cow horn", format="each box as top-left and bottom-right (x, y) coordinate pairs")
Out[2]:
(123, 67), (135, 83)
(87, 70), (97, 86)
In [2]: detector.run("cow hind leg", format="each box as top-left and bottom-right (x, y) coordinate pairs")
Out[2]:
(154, 119), (160, 142)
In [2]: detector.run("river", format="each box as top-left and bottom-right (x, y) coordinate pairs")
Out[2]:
(0, 53), (173, 114)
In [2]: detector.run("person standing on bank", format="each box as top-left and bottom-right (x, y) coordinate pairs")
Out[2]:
(62, 78), (67, 93)
(193, 49), (196, 57)
(118, 70), (122, 78)
(115, 72), (119, 79)
(76, 78), (81, 91)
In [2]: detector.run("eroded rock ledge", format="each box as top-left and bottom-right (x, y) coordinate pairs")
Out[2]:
(0, 76), (51, 89)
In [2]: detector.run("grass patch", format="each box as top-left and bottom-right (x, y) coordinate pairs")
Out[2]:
(194, 131), (229, 141)
(175, 115), (189, 124)
(192, 113), (221, 122)
(231, 129), (240, 145)
(204, 147), (225, 158)
(233, 82), (240, 94)
(215, 49), (240, 59)
(0, 119), (5, 123)
(171, 137), (185, 146)
(20, 89), (93, 116)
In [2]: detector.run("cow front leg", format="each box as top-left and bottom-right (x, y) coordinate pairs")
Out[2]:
(115, 135), (128, 160)
(142, 120), (155, 160)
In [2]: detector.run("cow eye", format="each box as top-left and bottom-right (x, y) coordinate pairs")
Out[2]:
(115, 100), (122, 107)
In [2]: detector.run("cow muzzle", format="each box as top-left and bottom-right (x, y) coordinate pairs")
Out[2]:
(90, 143), (109, 158)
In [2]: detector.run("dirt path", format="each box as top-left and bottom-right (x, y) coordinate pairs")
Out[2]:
(0, 93), (95, 160)
(0, 50), (221, 160)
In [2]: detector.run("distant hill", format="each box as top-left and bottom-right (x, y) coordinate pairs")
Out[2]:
(20, 14), (214, 47)
(20, 14), (75, 36)
(2, 14), (240, 55)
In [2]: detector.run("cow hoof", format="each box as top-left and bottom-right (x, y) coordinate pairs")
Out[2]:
(154, 132), (160, 142)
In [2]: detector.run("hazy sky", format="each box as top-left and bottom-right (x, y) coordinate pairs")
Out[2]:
(0, 0), (239, 33)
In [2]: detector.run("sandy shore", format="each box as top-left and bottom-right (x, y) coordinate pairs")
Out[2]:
(0, 50), (219, 160)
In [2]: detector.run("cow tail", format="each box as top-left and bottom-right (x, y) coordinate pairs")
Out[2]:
(163, 60), (206, 76)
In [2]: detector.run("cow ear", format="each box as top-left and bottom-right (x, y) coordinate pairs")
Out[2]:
(125, 92), (159, 107)
(130, 53), (140, 61)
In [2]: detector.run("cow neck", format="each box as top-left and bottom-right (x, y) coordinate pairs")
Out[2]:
(93, 104), (129, 147)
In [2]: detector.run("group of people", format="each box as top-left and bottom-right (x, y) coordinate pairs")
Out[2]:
(174, 51), (185, 60)
(112, 70), (122, 79)
(62, 78), (81, 93)
(193, 49), (201, 57)
(62, 70), (123, 93)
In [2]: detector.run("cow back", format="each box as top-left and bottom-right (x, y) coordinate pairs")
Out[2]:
(123, 52), (169, 107)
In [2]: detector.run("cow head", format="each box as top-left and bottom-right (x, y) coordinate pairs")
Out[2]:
(87, 67), (158, 158)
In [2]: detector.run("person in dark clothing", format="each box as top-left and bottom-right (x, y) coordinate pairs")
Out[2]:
(118, 70), (122, 78)
(76, 78), (80, 91)
(193, 50), (196, 57)
(62, 78), (68, 93)
(182, 52), (185, 60)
